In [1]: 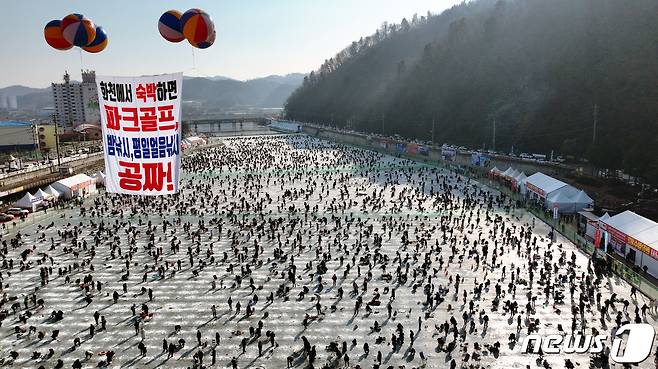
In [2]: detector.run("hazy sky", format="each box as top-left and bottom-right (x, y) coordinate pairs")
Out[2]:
(1, 0), (462, 88)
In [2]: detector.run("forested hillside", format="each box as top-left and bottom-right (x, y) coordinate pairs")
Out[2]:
(285, 0), (658, 183)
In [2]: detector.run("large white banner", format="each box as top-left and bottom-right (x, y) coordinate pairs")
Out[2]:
(97, 73), (182, 195)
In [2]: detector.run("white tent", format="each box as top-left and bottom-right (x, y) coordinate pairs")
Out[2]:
(572, 190), (594, 211)
(600, 210), (658, 277)
(546, 190), (576, 213)
(602, 211), (656, 238)
(34, 188), (51, 200)
(92, 171), (106, 186)
(513, 172), (527, 190)
(52, 174), (97, 199)
(519, 176), (529, 185)
(501, 167), (514, 178)
(15, 192), (40, 211)
(490, 167), (501, 176)
(514, 172), (527, 183)
(545, 185), (580, 213)
(578, 210), (600, 239)
(524, 172), (568, 198)
(44, 185), (61, 199)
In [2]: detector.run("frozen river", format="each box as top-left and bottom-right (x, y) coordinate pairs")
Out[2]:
(0, 135), (655, 369)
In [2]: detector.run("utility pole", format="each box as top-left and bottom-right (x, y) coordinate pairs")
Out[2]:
(592, 104), (598, 145)
(492, 118), (496, 151)
(431, 118), (435, 145)
(52, 114), (61, 168)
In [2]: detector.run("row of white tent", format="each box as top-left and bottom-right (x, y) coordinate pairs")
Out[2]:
(491, 166), (528, 187)
(15, 185), (62, 210)
(14, 171), (106, 211)
(490, 167), (593, 214)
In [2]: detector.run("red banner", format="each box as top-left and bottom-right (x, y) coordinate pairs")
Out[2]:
(526, 182), (545, 197)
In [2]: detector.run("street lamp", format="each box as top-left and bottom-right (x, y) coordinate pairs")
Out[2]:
(52, 114), (61, 169)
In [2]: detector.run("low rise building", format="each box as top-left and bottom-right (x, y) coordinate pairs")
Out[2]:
(36, 124), (58, 152)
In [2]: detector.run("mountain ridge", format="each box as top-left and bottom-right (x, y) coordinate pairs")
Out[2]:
(285, 0), (658, 184)
(1, 73), (305, 111)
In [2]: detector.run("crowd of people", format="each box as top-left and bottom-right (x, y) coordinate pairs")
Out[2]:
(0, 134), (655, 369)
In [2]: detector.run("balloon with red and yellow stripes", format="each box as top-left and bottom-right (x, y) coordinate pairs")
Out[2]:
(181, 8), (215, 48)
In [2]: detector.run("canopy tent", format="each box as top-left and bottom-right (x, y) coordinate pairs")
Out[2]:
(501, 167), (515, 178)
(92, 171), (106, 186)
(523, 172), (593, 213)
(572, 190), (594, 210)
(44, 185), (61, 199)
(524, 172), (568, 198)
(519, 175), (530, 194)
(15, 192), (41, 211)
(632, 227), (658, 251)
(601, 210), (656, 238)
(600, 210), (658, 277)
(52, 174), (97, 199)
(490, 167), (501, 176)
(578, 210), (601, 239)
(34, 188), (51, 200)
(546, 185), (585, 214)
(514, 172), (527, 183)
(546, 189), (576, 213)
(512, 172), (527, 191)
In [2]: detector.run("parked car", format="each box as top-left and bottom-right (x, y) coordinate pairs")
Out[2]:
(6, 208), (29, 217)
(0, 213), (13, 222)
